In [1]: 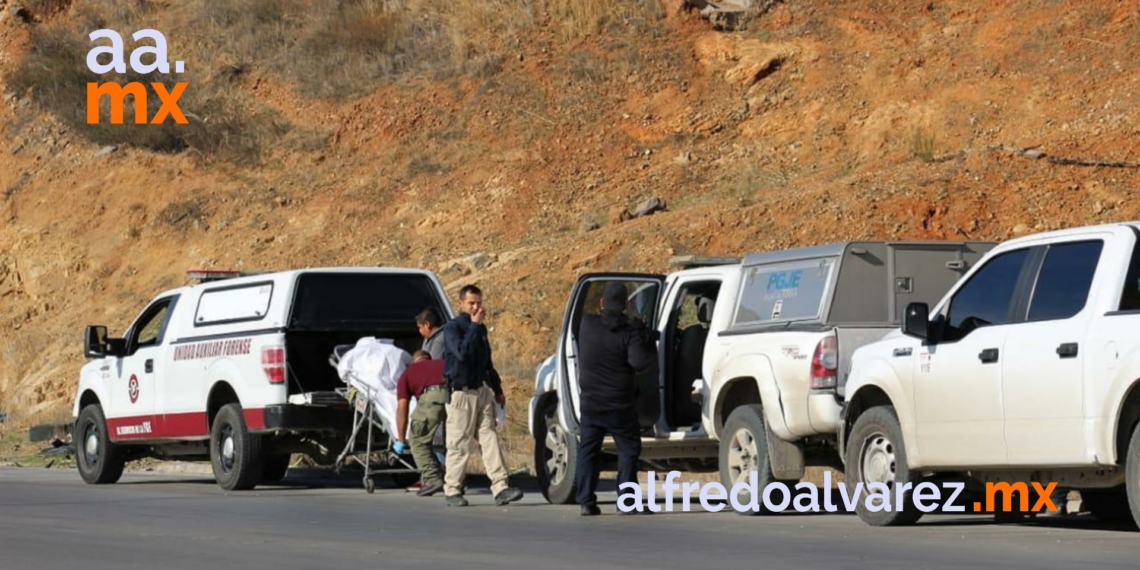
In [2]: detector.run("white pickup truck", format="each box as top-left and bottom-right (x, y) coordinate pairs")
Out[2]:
(73, 268), (453, 491)
(841, 222), (1140, 528)
(529, 240), (994, 508)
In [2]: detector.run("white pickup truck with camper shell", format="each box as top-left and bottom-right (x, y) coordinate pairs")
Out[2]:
(528, 240), (995, 508)
(73, 268), (453, 491)
(840, 222), (1140, 528)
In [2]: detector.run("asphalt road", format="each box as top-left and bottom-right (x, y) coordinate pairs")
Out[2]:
(1, 467), (1138, 570)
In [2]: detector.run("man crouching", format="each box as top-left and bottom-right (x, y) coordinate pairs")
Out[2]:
(394, 350), (448, 496)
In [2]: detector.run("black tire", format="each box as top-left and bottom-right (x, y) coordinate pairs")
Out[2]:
(209, 403), (265, 491)
(75, 404), (127, 485)
(718, 404), (797, 515)
(1125, 422), (1140, 529)
(260, 454), (291, 484)
(535, 400), (577, 504)
(844, 405), (924, 526)
(1081, 487), (1132, 524)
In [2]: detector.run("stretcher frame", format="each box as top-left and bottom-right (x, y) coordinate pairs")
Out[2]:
(328, 344), (419, 494)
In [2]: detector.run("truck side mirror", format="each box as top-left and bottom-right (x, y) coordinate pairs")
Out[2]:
(903, 302), (930, 340)
(84, 325), (109, 358)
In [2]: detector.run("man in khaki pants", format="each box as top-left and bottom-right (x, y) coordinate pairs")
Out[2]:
(441, 284), (524, 507)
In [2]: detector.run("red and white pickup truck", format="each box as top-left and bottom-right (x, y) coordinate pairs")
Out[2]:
(73, 268), (452, 490)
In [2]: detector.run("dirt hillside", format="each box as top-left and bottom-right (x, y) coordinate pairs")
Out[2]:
(1, 0), (1139, 425)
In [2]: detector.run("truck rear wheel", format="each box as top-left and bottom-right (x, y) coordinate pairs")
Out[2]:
(75, 404), (126, 485)
(845, 405), (923, 526)
(1081, 487), (1131, 524)
(718, 404), (795, 515)
(1124, 422), (1140, 528)
(535, 400), (577, 504)
(210, 403), (265, 491)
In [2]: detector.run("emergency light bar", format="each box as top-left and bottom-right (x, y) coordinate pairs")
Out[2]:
(186, 270), (263, 283)
(667, 255), (743, 269)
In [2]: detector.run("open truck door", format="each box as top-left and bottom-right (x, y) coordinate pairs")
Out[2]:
(557, 273), (665, 436)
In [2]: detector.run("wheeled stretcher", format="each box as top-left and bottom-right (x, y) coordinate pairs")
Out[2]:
(327, 337), (445, 494)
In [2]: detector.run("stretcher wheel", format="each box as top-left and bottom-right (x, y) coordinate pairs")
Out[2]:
(364, 477), (375, 494)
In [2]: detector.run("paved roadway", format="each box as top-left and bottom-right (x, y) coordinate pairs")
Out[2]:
(1, 467), (1138, 569)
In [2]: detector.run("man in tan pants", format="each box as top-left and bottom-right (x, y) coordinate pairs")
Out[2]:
(441, 284), (524, 507)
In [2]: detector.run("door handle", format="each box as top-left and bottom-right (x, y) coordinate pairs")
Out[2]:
(1056, 343), (1079, 358)
(145, 359), (153, 373)
(978, 348), (999, 364)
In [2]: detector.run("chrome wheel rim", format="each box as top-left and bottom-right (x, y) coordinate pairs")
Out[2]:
(860, 431), (896, 510)
(544, 414), (568, 487)
(218, 425), (235, 473)
(727, 427), (759, 487)
(83, 423), (100, 468)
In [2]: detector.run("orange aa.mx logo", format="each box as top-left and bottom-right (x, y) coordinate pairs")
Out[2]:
(86, 29), (187, 125)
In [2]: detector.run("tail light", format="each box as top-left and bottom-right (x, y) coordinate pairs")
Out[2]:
(810, 336), (838, 389)
(262, 346), (285, 384)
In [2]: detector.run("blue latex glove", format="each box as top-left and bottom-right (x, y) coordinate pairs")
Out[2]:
(393, 441), (408, 455)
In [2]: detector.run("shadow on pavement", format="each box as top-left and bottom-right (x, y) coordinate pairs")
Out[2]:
(118, 468), (546, 495)
(915, 513), (1139, 533)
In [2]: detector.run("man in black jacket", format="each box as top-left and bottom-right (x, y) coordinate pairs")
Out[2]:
(440, 284), (524, 508)
(575, 282), (658, 516)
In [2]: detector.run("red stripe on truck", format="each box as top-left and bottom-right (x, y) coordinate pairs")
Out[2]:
(243, 408), (266, 431)
(107, 409), (265, 441)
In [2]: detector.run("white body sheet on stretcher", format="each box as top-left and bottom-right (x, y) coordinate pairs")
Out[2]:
(334, 337), (445, 449)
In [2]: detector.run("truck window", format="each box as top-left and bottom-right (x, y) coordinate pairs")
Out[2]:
(733, 258), (835, 326)
(1026, 240), (1103, 322)
(289, 273), (446, 330)
(195, 282), (273, 326)
(137, 306), (169, 346)
(1119, 234), (1140, 312)
(943, 248), (1030, 341)
(131, 296), (178, 351)
(571, 279), (660, 339)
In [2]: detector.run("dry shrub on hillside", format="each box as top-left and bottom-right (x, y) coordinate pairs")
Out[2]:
(540, 0), (664, 39)
(190, 0), (661, 99)
(289, 0), (450, 99)
(182, 0), (516, 99)
(5, 0), (298, 163)
(6, 0), (668, 158)
(0, 331), (46, 405)
(286, 0), (533, 98)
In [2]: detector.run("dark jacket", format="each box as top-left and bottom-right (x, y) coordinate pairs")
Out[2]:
(577, 310), (657, 415)
(442, 312), (503, 396)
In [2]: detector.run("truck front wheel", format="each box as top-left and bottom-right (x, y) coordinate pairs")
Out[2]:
(75, 404), (127, 485)
(718, 404), (795, 515)
(210, 403), (265, 491)
(535, 401), (577, 504)
(845, 405), (923, 526)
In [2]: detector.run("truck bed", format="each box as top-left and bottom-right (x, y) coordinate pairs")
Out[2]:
(284, 329), (424, 396)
